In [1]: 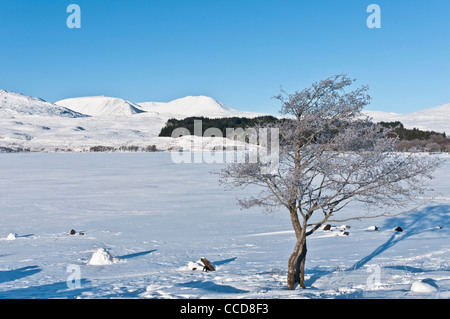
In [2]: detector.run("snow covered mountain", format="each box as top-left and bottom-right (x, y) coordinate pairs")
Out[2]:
(0, 89), (86, 118)
(54, 95), (265, 119)
(363, 103), (450, 134)
(138, 95), (264, 119)
(0, 90), (267, 152)
(2, 87), (448, 152)
(55, 96), (145, 117)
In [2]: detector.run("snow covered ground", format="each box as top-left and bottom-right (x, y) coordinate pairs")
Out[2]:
(0, 152), (449, 299)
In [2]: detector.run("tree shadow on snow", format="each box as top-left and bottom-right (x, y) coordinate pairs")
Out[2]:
(0, 266), (41, 285)
(305, 267), (336, 288)
(347, 204), (450, 271)
(117, 249), (157, 260)
(176, 280), (249, 294)
(384, 265), (449, 273)
(18, 234), (34, 238)
(0, 279), (91, 299)
(306, 205), (450, 287)
(212, 257), (237, 266)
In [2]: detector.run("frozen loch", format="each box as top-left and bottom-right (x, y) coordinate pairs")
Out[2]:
(0, 152), (449, 299)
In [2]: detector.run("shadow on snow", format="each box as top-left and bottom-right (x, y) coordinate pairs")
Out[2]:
(0, 279), (91, 299)
(0, 266), (41, 285)
(305, 204), (450, 288)
(117, 249), (157, 260)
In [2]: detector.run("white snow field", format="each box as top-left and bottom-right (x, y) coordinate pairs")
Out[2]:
(0, 152), (449, 299)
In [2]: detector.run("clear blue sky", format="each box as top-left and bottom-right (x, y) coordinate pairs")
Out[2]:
(0, 0), (449, 114)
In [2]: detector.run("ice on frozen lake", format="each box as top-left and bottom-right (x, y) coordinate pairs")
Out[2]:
(0, 152), (449, 299)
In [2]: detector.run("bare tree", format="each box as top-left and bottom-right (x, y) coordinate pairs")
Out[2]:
(219, 74), (441, 290)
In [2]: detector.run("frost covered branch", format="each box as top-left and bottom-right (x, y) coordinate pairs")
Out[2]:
(219, 74), (442, 290)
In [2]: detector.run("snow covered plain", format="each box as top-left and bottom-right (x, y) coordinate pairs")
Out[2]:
(0, 152), (449, 299)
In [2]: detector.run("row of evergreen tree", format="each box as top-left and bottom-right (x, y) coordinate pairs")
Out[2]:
(159, 116), (446, 141)
(378, 121), (446, 140)
(158, 116), (283, 137)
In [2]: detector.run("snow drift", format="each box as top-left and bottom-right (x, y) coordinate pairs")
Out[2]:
(87, 248), (120, 265)
(410, 280), (438, 294)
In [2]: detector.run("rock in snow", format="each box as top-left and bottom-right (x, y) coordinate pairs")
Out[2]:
(87, 248), (120, 265)
(187, 258), (216, 271)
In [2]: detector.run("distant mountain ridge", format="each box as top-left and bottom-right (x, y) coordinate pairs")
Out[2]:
(55, 96), (145, 117)
(0, 90), (268, 152)
(53, 94), (449, 134)
(1, 88), (449, 153)
(0, 89), (87, 118)
(55, 95), (265, 119)
(363, 103), (450, 134)
(138, 95), (264, 119)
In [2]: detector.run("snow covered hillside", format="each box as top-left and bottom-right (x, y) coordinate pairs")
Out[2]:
(0, 152), (449, 299)
(0, 90), (86, 118)
(55, 95), (264, 119)
(0, 90), (267, 152)
(363, 103), (450, 134)
(2, 88), (449, 152)
(55, 96), (145, 117)
(138, 96), (264, 119)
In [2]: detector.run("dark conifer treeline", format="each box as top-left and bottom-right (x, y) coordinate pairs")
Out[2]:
(158, 116), (283, 137)
(378, 121), (446, 140)
(159, 117), (449, 152)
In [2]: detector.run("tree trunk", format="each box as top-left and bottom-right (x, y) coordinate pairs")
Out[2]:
(297, 240), (307, 288)
(287, 205), (308, 290)
(287, 236), (307, 290)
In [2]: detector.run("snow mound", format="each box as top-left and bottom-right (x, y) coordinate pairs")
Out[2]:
(6, 233), (18, 240)
(87, 248), (120, 265)
(410, 280), (438, 294)
(139, 96), (264, 119)
(187, 260), (205, 271)
(0, 89), (87, 118)
(56, 96), (145, 117)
